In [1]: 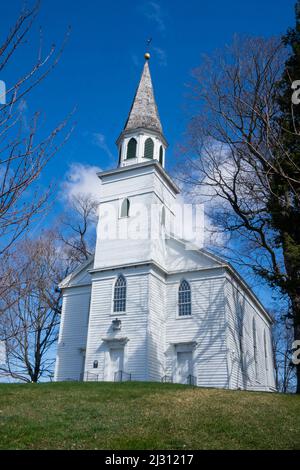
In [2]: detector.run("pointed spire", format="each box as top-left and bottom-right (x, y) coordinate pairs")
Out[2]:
(124, 58), (163, 134)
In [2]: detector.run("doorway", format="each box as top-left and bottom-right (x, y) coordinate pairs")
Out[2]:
(176, 351), (193, 384)
(109, 347), (124, 381)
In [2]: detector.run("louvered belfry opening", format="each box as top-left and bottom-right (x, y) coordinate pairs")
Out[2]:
(144, 137), (154, 159)
(126, 138), (137, 159)
(120, 198), (130, 218)
(159, 145), (163, 165)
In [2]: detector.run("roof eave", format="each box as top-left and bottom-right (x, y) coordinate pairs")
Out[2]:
(59, 255), (94, 289)
(97, 160), (180, 194)
(116, 127), (168, 148)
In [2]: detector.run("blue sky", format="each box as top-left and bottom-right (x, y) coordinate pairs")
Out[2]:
(1, 0), (297, 305)
(2, 0), (296, 176)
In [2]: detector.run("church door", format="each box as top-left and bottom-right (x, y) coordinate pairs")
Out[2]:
(109, 348), (124, 381)
(176, 351), (193, 384)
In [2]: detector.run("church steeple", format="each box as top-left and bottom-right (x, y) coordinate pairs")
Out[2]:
(116, 53), (167, 168)
(124, 59), (163, 135)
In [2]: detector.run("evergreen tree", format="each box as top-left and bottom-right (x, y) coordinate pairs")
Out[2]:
(268, 1), (300, 393)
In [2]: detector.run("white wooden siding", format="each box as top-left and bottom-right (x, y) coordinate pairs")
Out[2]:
(147, 272), (166, 381)
(54, 286), (91, 381)
(94, 165), (177, 271)
(165, 270), (228, 388)
(84, 268), (149, 381)
(56, 263), (275, 391)
(225, 277), (276, 391)
(165, 238), (220, 272)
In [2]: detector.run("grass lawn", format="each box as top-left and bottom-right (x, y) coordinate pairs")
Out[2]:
(0, 381), (299, 450)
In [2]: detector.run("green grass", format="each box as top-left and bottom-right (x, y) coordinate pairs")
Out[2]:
(0, 381), (299, 450)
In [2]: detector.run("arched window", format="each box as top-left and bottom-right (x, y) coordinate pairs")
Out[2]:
(159, 145), (164, 165)
(144, 137), (154, 159)
(120, 198), (130, 218)
(253, 318), (258, 378)
(237, 308), (244, 373)
(161, 206), (166, 227)
(126, 138), (137, 159)
(118, 145), (122, 165)
(178, 280), (191, 316)
(113, 275), (126, 312)
(264, 330), (268, 371)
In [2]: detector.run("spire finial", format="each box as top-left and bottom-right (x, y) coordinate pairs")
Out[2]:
(145, 37), (152, 60)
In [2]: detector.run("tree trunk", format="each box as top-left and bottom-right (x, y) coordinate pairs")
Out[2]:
(282, 231), (300, 394)
(290, 296), (300, 394)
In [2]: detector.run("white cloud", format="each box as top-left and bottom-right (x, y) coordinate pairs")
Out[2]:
(140, 1), (166, 32)
(167, 194), (204, 249)
(153, 46), (167, 66)
(61, 163), (102, 203)
(177, 141), (235, 249)
(92, 132), (114, 160)
(204, 215), (228, 249)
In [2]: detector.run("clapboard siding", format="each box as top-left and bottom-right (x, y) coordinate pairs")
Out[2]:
(100, 164), (177, 204)
(165, 238), (220, 272)
(94, 164), (177, 271)
(148, 272), (166, 381)
(225, 277), (276, 391)
(153, 171), (177, 209)
(84, 269), (149, 381)
(95, 195), (152, 269)
(54, 286), (91, 381)
(55, 263), (275, 391)
(100, 167), (155, 201)
(165, 270), (228, 388)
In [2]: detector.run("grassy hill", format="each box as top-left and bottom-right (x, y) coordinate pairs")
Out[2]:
(0, 381), (299, 450)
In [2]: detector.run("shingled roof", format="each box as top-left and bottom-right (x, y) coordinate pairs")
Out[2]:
(123, 61), (163, 134)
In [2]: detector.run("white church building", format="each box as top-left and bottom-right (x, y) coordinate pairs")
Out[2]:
(54, 55), (276, 391)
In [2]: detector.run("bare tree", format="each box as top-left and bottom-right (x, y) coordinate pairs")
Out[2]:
(180, 36), (300, 391)
(0, 191), (98, 382)
(60, 193), (98, 265)
(0, 2), (72, 258)
(272, 316), (296, 393)
(0, 231), (66, 382)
